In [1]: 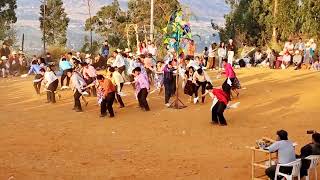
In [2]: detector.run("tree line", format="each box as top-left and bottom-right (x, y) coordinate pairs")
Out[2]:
(215, 0), (320, 48)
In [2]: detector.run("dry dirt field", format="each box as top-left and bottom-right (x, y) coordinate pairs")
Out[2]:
(0, 68), (319, 180)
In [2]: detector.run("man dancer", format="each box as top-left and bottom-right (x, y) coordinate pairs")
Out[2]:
(67, 69), (87, 112)
(97, 74), (116, 118)
(109, 66), (125, 108)
(59, 57), (73, 89)
(82, 62), (97, 96)
(163, 61), (175, 106)
(132, 67), (150, 111)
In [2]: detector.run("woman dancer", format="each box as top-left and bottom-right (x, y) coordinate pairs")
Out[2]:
(183, 67), (195, 102)
(43, 66), (59, 103)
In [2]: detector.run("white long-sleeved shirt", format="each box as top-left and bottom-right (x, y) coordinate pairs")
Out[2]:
(112, 71), (124, 92)
(44, 71), (58, 87)
(71, 72), (86, 93)
(218, 47), (226, 58)
(112, 54), (125, 68)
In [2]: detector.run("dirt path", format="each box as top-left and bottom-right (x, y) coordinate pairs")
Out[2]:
(0, 68), (319, 180)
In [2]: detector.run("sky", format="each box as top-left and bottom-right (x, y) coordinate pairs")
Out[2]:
(14, 0), (230, 51)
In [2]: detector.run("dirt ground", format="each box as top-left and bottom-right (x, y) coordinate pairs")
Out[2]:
(0, 68), (319, 180)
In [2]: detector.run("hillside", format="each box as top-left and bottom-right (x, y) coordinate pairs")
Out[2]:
(15, 0), (229, 52)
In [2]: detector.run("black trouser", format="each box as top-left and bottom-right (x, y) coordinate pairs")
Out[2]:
(172, 76), (176, 96)
(115, 83), (125, 107)
(33, 74), (43, 94)
(74, 90), (82, 110)
(265, 165), (292, 180)
(47, 79), (59, 103)
(61, 69), (71, 87)
(164, 82), (174, 104)
(33, 82), (41, 94)
(101, 91), (115, 117)
(137, 88), (150, 111)
(195, 81), (207, 103)
(211, 101), (227, 125)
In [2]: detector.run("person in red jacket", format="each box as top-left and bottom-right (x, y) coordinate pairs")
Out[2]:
(203, 83), (231, 126)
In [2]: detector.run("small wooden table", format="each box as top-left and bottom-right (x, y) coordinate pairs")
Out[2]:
(248, 137), (297, 180)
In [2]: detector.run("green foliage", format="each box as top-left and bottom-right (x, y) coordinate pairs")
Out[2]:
(39, 0), (70, 46)
(300, 0), (320, 38)
(80, 36), (101, 54)
(218, 0), (308, 47)
(85, 0), (180, 50)
(0, 0), (17, 41)
(85, 0), (127, 48)
(47, 45), (69, 62)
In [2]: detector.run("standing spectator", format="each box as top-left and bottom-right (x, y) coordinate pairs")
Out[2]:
(84, 54), (92, 65)
(187, 40), (196, 59)
(203, 47), (209, 67)
(227, 39), (235, 65)
(45, 52), (53, 64)
(101, 40), (109, 59)
(268, 49), (277, 69)
(265, 130), (296, 180)
(217, 42), (227, 69)
(0, 43), (10, 58)
(139, 42), (148, 55)
(112, 51), (126, 74)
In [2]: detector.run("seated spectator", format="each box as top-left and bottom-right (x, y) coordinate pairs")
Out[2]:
(265, 130), (296, 180)
(311, 59), (320, 71)
(299, 133), (320, 178)
(293, 50), (303, 70)
(254, 50), (263, 66)
(282, 51), (291, 69)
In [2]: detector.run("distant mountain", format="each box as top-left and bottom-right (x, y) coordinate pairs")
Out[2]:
(15, 0), (229, 53)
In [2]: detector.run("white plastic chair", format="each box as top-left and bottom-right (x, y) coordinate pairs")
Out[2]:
(305, 155), (320, 180)
(275, 159), (302, 180)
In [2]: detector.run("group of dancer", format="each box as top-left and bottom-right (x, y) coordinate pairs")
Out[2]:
(24, 45), (241, 125)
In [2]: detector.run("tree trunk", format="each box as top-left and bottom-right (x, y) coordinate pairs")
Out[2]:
(272, 0), (278, 43)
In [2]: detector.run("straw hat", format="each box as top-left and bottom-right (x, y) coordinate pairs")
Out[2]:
(295, 50), (300, 55)
(279, 51), (284, 56)
(116, 49), (122, 53)
(124, 48), (131, 53)
(85, 54), (91, 59)
(128, 53), (133, 57)
(12, 51), (17, 55)
(1, 56), (7, 60)
(310, 39), (314, 43)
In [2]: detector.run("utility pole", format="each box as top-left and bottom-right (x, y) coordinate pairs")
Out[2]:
(150, 0), (154, 41)
(87, 0), (93, 50)
(43, 0), (47, 54)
